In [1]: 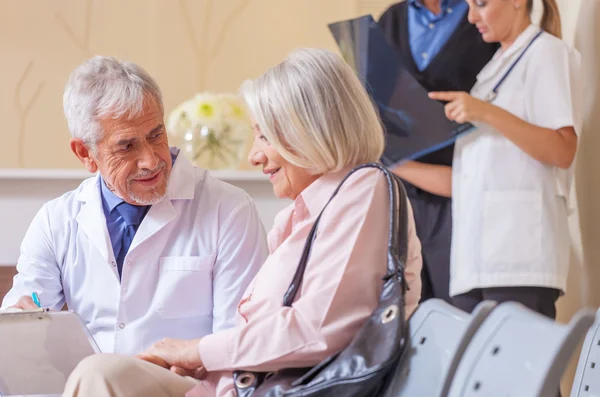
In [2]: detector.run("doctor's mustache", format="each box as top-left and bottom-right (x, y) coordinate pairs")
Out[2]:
(128, 161), (167, 181)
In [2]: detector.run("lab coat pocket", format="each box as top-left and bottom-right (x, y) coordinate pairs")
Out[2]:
(482, 191), (542, 268)
(155, 255), (215, 319)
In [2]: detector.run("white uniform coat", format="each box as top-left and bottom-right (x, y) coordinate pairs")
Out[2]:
(451, 25), (583, 296)
(2, 148), (268, 354)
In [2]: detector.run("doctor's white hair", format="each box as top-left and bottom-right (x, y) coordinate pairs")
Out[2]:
(240, 48), (385, 174)
(63, 56), (163, 148)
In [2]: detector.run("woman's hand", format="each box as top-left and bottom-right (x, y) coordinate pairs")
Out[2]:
(137, 338), (203, 371)
(169, 365), (208, 380)
(430, 91), (577, 168)
(429, 91), (492, 124)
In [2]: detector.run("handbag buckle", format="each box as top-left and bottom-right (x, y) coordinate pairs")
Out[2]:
(235, 372), (256, 389)
(381, 304), (399, 324)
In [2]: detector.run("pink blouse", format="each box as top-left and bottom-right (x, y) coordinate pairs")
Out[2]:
(187, 167), (422, 396)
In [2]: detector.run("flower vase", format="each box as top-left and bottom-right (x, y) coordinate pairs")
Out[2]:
(182, 123), (246, 170)
(167, 92), (253, 170)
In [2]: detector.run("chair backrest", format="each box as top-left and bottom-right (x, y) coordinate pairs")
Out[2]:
(382, 299), (496, 397)
(447, 302), (595, 397)
(571, 308), (600, 397)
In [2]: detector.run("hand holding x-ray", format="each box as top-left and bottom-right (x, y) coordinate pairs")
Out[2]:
(328, 15), (474, 168)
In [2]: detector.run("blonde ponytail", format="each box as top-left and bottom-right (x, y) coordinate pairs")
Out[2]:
(528, 0), (562, 38)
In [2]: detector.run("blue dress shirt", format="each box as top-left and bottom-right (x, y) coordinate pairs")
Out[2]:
(100, 179), (149, 274)
(100, 153), (177, 275)
(407, 0), (468, 71)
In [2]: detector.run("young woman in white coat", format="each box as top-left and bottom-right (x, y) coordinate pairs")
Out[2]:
(427, 0), (582, 319)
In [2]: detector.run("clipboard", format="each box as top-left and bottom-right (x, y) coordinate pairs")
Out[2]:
(0, 310), (100, 397)
(328, 15), (475, 167)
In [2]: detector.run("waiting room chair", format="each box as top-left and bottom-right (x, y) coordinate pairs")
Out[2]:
(571, 308), (600, 396)
(446, 302), (595, 397)
(382, 298), (496, 397)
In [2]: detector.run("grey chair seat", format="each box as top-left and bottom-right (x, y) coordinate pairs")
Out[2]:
(447, 302), (595, 397)
(382, 299), (496, 397)
(571, 308), (600, 396)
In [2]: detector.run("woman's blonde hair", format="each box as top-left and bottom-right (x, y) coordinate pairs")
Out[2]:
(527, 0), (562, 38)
(239, 48), (385, 175)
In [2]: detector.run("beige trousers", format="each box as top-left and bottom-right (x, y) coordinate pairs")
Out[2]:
(62, 354), (199, 397)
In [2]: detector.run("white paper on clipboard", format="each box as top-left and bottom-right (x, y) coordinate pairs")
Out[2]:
(0, 310), (100, 397)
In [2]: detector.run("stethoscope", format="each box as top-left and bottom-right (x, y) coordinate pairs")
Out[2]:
(484, 30), (544, 103)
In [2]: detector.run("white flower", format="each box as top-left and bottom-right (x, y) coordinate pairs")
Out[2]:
(217, 94), (252, 134)
(166, 103), (187, 136)
(167, 91), (253, 169)
(168, 92), (226, 133)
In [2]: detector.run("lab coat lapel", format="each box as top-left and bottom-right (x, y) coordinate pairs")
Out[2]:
(131, 199), (177, 250)
(75, 176), (113, 262)
(129, 151), (196, 251)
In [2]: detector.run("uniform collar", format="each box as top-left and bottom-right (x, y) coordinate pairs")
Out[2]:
(475, 24), (541, 85)
(164, 147), (195, 200)
(79, 146), (195, 204)
(493, 24), (541, 61)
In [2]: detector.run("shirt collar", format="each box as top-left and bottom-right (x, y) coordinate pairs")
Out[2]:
(100, 178), (123, 213)
(475, 24), (541, 84)
(409, 0), (458, 11)
(294, 166), (354, 218)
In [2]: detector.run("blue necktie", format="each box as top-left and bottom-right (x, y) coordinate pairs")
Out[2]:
(115, 202), (146, 278)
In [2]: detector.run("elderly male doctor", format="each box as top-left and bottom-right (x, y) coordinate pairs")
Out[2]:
(1, 56), (268, 355)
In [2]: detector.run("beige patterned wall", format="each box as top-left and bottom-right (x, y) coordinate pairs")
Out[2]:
(1, 0), (396, 169)
(0, 0), (580, 168)
(1, 0), (593, 391)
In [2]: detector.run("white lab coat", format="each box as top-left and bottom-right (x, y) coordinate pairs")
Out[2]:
(450, 25), (583, 296)
(1, 148), (269, 355)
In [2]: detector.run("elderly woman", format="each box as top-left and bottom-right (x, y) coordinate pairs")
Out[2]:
(62, 48), (422, 397)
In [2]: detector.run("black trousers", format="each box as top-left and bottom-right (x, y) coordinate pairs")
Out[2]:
(452, 286), (561, 319)
(405, 184), (452, 304)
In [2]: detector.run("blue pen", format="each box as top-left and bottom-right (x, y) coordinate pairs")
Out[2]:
(31, 292), (41, 308)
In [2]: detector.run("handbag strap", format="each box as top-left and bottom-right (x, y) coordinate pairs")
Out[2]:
(283, 162), (408, 307)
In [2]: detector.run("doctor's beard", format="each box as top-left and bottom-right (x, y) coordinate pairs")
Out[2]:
(126, 160), (170, 206)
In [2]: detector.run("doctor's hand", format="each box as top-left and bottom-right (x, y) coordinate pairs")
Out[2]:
(137, 337), (203, 371)
(429, 91), (491, 124)
(10, 295), (40, 310)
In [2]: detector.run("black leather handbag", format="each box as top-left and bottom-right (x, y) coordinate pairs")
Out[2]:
(233, 163), (410, 397)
